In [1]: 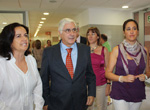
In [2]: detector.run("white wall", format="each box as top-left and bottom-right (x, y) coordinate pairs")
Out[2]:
(145, 35), (150, 41)
(74, 8), (134, 49)
(89, 8), (133, 25)
(74, 9), (90, 27)
(75, 8), (133, 27)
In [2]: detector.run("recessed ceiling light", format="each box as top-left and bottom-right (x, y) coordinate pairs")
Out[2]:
(122, 6), (129, 9)
(43, 12), (49, 15)
(49, 0), (57, 3)
(40, 21), (44, 23)
(34, 29), (40, 37)
(2, 22), (7, 24)
(41, 18), (46, 20)
(39, 24), (42, 26)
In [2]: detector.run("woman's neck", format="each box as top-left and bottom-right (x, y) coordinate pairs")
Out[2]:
(90, 43), (98, 53)
(12, 52), (25, 62)
(90, 43), (98, 48)
(125, 39), (137, 45)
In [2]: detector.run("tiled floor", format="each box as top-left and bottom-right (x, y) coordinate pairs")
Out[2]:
(107, 85), (150, 110)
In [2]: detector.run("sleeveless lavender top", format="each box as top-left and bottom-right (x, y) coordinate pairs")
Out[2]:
(110, 46), (146, 102)
(91, 47), (107, 86)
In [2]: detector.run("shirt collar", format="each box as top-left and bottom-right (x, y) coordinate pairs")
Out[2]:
(9, 53), (26, 63)
(76, 35), (80, 43)
(60, 41), (77, 53)
(9, 53), (16, 63)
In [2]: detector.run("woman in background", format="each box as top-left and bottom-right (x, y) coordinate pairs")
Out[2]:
(44, 39), (52, 48)
(105, 19), (150, 110)
(0, 22), (44, 110)
(33, 39), (43, 72)
(87, 27), (111, 110)
(31, 40), (35, 56)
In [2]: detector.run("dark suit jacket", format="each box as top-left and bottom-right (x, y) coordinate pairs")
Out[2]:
(41, 43), (96, 110)
(80, 36), (87, 44)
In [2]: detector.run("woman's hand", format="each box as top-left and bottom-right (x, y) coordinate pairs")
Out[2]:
(43, 105), (48, 110)
(121, 75), (136, 82)
(105, 84), (111, 96)
(135, 74), (147, 81)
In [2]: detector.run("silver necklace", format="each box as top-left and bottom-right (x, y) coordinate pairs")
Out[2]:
(90, 46), (98, 53)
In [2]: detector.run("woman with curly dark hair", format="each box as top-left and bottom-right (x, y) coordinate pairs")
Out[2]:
(0, 22), (44, 110)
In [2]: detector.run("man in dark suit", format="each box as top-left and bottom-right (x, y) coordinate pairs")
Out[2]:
(76, 27), (87, 44)
(41, 18), (96, 110)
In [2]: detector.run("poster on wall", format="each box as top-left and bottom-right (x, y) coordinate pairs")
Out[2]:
(135, 11), (150, 77)
(144, 11), (150, 85)
(147, 15), (150, 23)
(144, 12), (150, 58)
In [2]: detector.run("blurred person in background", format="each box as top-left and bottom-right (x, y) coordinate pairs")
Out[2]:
(100, 34), (111, 52)
(100, 33), (112, 106)
(0, 22), (44, 110)
(31, 40), (35, 56)
(33, 39), (43, 72)
(76, 27), (87, 44)
(44, 40), (52, 48)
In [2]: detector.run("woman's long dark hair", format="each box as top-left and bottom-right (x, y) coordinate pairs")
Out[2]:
(0, 22), (30, 60)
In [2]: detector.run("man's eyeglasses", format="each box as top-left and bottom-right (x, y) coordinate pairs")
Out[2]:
(62, 28), (77, 34)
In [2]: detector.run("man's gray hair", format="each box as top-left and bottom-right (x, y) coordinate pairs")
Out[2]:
(58, 18), (77, 34)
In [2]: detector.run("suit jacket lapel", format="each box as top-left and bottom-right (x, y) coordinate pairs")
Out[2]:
(54, 43), (72, 80)
(73, 43), (83, 80)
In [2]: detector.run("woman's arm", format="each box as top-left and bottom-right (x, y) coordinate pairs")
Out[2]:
(144, 47), (150, 78)
(104, 47), (109, 68)
(105, 46), (135, 82)
(33, 73), (45, 110)
(31, 56), (44, 110)
(105, 46), (119, 81)
(104, 47), (111, 96)
(0, 63), (5, 110)
(135, 47), (150, 81)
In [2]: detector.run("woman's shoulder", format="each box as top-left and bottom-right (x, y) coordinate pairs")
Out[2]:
(111, 46), (119, 58)
(0, 56), (7, 68)
(0, 56), (6, 62)
(26, 54), (36, 61)
(112, 46), (119, 52)
(144, 46), (148, 52)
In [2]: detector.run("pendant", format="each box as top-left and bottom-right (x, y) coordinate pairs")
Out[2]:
(91, 49), (94, 53)
(90, 46), (97, 53)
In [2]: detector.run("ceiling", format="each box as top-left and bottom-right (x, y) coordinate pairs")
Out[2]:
(0, 0), (150, 38)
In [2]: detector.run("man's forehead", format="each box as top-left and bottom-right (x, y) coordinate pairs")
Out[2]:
(63, 22), (75, 28)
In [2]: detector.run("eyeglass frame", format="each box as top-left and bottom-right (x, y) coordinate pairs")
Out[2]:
(62, 28), (78, 34)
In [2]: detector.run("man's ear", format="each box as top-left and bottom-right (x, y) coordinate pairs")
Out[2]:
(58, 31), (62, 39)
